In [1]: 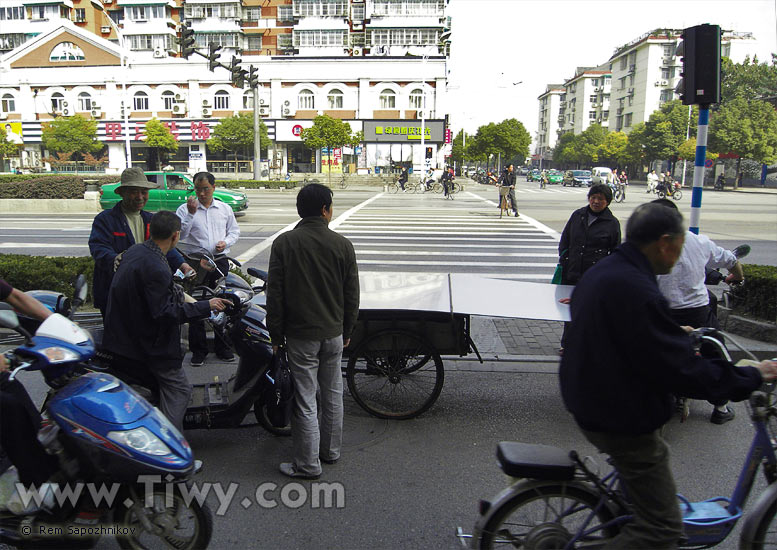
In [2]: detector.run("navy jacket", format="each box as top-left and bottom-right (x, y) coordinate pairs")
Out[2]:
(559, 242), (761, 435)
(88, 204), (184, 310)
(102, 242), (210, 364)
(558, 206), (621, 285)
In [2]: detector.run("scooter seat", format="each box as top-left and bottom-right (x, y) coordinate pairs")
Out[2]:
(496, 441), (575, 481)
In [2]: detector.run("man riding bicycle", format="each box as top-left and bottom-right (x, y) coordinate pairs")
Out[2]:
(560, 202), (777, 549)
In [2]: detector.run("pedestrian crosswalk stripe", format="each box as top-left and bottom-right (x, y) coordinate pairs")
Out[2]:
(356, 250), (558, 257)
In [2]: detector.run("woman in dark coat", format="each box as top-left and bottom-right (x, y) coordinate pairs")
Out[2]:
(558, 184), (621, 350)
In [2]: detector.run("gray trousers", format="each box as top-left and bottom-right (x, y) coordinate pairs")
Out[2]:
(148, 359), (192, 434)
(286, 336), (344, 476)
(582, 429), (683, 549)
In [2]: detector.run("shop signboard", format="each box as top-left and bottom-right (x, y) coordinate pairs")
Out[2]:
(363, 120), (444, 143)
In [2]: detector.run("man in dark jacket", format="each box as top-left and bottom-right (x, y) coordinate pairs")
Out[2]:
(559, 202), (777, 548)
(498, 164), (518, 216)
(267, 184), (360, 479)
(89, 167), (192, 318)
(103, 211), (228, 431)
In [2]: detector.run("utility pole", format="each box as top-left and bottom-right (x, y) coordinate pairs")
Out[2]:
(248, 66), (261, 180)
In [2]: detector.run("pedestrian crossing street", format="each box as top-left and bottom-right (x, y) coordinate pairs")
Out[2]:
(334, 190), (562, 281)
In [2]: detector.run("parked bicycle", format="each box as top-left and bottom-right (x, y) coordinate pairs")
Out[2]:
(458, 330), (777, 550)
(387, 175), (401, 194)
(613, 183), (626, 202)
(338, 174), (348, 189)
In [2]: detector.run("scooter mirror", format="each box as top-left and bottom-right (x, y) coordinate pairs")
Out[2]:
(0, 307), (20, 330)
(733, 244), (751, 259)
(74, 274), (88, 303)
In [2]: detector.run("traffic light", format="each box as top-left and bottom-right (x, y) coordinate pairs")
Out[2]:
(179, 23), (196, 60)
(425, 147), (433, 159)
(675, 23), (721, 106)
(229, 55), (246, 87)
(247, 65), (259, 88)
(207, 42), (222, 72)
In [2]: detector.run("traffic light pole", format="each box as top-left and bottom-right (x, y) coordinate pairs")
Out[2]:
(253, 87), (261, 180)
(688, 106), (710, 235)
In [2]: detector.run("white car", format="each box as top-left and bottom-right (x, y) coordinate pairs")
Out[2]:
(591, 167), (613, 186)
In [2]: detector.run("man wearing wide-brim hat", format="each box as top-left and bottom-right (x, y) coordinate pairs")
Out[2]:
(88, 167), (193, 318)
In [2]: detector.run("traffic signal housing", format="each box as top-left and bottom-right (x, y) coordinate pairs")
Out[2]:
(247, 65), (259, 88)
(675, 23), (722, 106)
(229, 56), (246, 87)
(207, 42), (223, 72)
(179, 23), (196, 60)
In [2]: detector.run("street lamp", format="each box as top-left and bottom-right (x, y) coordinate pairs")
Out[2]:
(420, 54), (428, 180)
(96, 5), (132, 169)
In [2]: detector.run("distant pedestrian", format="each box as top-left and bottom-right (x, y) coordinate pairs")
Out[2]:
(498, 164), (518, 216)
(647, 169), (659, 193)
(398, 166), (408, 192)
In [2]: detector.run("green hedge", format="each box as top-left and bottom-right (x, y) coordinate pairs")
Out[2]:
(731, 264), (777, 322)
(0, 254), (95, 303)
(221, 180), (295, 190)
(0, 176), (87, 199)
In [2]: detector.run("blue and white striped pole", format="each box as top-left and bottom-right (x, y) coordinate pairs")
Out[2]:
(688, 106), (709, 235)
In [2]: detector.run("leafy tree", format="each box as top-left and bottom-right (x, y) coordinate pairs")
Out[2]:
(573, 124), (608, 166)
(677, 138), (718, 163)
(143, 118), (178, 171)
(720, 55), (777, 106)
(708, 97), (777, 187)
(300, 115), (361, 185)
(41, 115), (103, 169)
(552, 132), (578, 167)
(0, 125), (21, 168)
(597, 131), (629, 167)
(640, 100), (698, 172)
(623, 123), (648, 167)
(467, 118), (531, 171)
(450, 130), (468, 166)
(207, 113), (271, 179)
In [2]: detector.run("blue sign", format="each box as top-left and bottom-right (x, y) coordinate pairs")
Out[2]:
(355, 146), (362, 154)
(704, 159), (713, 168)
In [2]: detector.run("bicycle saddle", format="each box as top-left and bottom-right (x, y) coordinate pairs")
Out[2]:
(497, 441), (576, 481)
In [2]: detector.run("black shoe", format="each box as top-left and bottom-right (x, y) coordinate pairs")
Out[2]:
(216, 352), (235, 363)
(711, 406), (735, 425)
(190, 352), (206, 367)
(320, 456), (339, 465)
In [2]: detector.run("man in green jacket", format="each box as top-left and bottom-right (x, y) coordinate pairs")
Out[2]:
(266, 184), (360, 479)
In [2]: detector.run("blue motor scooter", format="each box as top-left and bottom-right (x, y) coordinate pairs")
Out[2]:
(0, 289), (213, 549)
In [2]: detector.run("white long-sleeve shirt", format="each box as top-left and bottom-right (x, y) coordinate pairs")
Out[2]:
(176, 199), (240, 256)
(657, 231), (737, 309)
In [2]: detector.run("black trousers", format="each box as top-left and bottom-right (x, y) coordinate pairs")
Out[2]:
(0, 379), (59, 486)
(189, 257), (230, 356)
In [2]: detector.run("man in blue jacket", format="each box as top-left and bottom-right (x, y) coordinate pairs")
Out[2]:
(88, 167), (193, 318)
(559, 202), (777, 549)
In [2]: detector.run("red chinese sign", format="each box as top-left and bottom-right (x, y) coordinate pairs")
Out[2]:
(102, 121), (210, 142)
(292, 124), (304, 137)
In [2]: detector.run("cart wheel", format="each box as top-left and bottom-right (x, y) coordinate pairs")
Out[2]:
(346, 329), (444, 420)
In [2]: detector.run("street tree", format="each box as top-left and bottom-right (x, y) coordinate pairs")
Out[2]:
(41, 114), (103, 171)
(708, 97), (777, 187)
(300, 114), (361, 186)
(574, 124), (608, 166)
(720, 55), (777, 106)
(623, 123), (648, 169)
(143, 118), (178, 171)
(552, 132), (578, 167)
(450, 130), (469, 167)
(0, 125), (21, 169)
(597, 131), (629, 167)
(207, 113), (271, 179)
(641, 100), (698, 173)
(677, 138), (719, 164)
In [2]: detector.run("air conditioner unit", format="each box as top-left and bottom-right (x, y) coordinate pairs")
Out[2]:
(91, 110), (102, 118)
(174, 93), (183, 102)
(62, 101), (69, 108)
(282, 107), (292, 117)
(594, 86), (601, 92)
(660, 79), (669, 86)
(61, 107), (73, 116)
(283, 100), (290, 107)
(202, 100), (211, 107)
(352, 47), (362, 56)
(101, 26), (111, 33)
(172, 104), (186, 114)
(258, 98), (266, 105)
(0, 112), (7, 120)
(202, 107), (212, 117)
(153, 47), (165, 58)
(352, 23), (363, 30)
(259, 106), (269, 116)
(418, 109), (430, 119)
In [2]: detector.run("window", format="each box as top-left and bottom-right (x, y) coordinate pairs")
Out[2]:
(624, 113), (633, 127)
(214, 90), (230, 110)
(602, 110), (609, 121)
(352, 3), (365, 20)
(244, 7), (261, 20)
(0, 6), (24, 20)
(661, 68), (670, 80)
(49, 42), (85, 61)
(1, 94), (16, 112)
(619, 57), (627, 70)
(0, 34), (26, 51)
(409, 88), (423, 109)
(603, 76), (611, 85)
(618, 77), (626, 90)
(74, 8), (85, 22)
(369, 28), (438, 46)
(51, 92), (65, 111)
(589, 111), (596, 120)
(660, 89), (673, 103)
(327, 89), (343, 109)
(162, 91), (175, 110)
(591, 79), (599, 87)
(128, 35), (153, 50)
(31, 5), (59, 20)
(277, 5), (293, 20)
(589, 95), (597, 103)
(379, 89), (395, 109)
(133, 91), (149, 111)
(663, 44), (673, 57)
(628, 74), (634, 86)
(194, 33), (240, 49)
(372, 0), (442, 16)
(628, 95), (633, 106)
(628, 52), (636, 64)
(77, 92), (92, 111)
(294, 0), (348, 18)
(243, 91), (253, 109)
(293, 30), (347, 47)
(246, 34), (262, 50)
(109, 10), (123, 24)
(615, 116), (623, 131)
(298, 89), (315, 109)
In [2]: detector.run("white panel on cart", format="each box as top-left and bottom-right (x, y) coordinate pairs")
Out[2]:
(358, 272), (451, 313)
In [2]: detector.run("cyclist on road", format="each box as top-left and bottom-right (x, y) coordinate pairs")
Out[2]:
(560, 202), (777, 549)
(441, 166), (453, 198)
(498, 164), (518, 216)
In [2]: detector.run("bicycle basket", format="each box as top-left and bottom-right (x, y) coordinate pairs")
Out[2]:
(499, 187), (510, 196)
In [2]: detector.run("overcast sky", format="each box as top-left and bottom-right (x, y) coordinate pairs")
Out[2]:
(446, 0), (777, 142)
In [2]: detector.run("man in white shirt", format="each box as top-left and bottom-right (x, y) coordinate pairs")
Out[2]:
(655, 199), (744, 424)
(176, 171), (241, 365)
(646, 169), (659, 193)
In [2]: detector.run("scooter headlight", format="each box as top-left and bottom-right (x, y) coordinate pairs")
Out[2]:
(42, 347), (80, 364)
(107, 427), (171, 456)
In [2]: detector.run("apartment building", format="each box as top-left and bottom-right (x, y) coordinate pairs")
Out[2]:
(534, 84), (564, 159)
(0, 0), (452, 173)
(536, 28), (760, 152)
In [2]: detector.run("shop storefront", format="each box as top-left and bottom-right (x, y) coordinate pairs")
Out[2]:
(362, 120), (445, 175)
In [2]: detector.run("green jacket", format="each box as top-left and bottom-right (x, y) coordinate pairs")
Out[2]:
(266, 216), (360, 344)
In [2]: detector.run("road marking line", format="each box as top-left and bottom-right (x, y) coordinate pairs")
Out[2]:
(360, 270), (553, 280)
(355, 250), (558, 257)
(465, 192), (562, 240)
(0, 243), (88, 249)
(355, 259), (558, 267)
(235, 192), (384, 264)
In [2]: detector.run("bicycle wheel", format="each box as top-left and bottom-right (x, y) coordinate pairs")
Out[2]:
(673, 189), (682, 200)
(346, 329), (444, 420)
(475, 482), (618, 549)
(339, 179), (348, 189)
(387, 183), (399, 194)
(743, 496), (777, 549)
(614, 189), (623, 203)
(432, 182), (443, 193)
(454, 182), (463, 193)
(657, 190), (666, 199)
